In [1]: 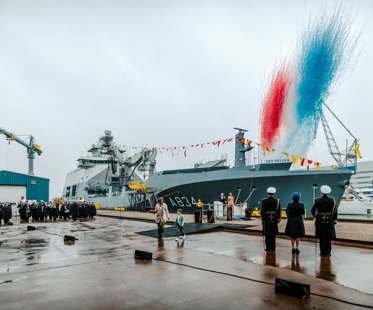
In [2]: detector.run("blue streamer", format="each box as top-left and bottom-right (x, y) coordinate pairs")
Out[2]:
(286, 6), (358, 152)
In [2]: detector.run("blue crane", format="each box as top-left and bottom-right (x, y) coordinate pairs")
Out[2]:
(0, 127), (42, 175)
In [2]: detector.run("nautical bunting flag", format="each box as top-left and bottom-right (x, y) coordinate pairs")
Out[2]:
(292, 155), (297, 164)
(122, 135), (322, 168)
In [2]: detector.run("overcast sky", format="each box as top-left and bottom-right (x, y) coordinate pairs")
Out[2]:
(0, 0), (372, 199)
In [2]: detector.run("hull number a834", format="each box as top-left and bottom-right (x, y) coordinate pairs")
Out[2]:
(168, 196), (198, 208)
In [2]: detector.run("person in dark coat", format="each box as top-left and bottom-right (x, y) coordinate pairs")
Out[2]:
(0, 203), (3, 225)
(38, 201), (47, 222)
(261, 187), (281, 252)
(311, 185), (337, 257)
(58, 203), (65, 219)
(47, 201), (57, 221)
(24, 200), (31, 223)
(70, 201), (79, 221)
(31, 201), (39, 221)
(285, 192), (305, 254)
(3, 203), (12, 224)
(62, 202), (70, 220)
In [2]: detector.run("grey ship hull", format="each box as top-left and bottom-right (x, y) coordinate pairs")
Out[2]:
(146, 164), (352, 217)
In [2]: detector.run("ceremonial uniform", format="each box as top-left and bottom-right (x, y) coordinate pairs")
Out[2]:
(311, 185), (337, 257)
(261, 187), (281, 252)
(38, 201), (47, 222)
(70, 201), (79, 221)
(2, 203), (12, 224)
(0, 203), (3, 225)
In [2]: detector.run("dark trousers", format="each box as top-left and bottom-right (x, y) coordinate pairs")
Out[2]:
(157, 221), (165, 238)
(265, 236), (276, 251)
(176, 223), (185, 237)
(227, 207), (233, 221)
(319, 238), (332, 255)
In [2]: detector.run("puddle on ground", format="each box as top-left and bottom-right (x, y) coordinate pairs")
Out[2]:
(25, 262), (40, 266)
(21, 239), (48, 245)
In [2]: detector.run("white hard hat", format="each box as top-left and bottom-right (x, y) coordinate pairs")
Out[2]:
(320, 185), (331, 194)
(267, 187), (276, 194)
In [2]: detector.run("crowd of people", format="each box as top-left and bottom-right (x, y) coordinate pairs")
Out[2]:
(0, 196), (97, 225)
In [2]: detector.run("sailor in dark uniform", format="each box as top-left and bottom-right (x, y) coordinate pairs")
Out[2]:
(311, 185), (337, 257)
(70, 201), (79, 221)
(3, 202), (12, 224)
(24, 200), (31, 223)
(261, 187), (281, 252)
(0, 203), (3, 225)
(48, 201), (58, 221)
(38, 200), (47, 222)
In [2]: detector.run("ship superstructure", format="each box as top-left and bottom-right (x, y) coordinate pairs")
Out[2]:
(62, 130), (157, 209)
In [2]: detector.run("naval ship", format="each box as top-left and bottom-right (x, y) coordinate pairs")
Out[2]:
(63, 128), (352, 216)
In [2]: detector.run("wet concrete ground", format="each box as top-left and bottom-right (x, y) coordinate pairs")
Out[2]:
(0, 216), (372, 309)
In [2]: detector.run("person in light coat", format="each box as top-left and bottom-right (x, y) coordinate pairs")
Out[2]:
(150, 197), (170, 239)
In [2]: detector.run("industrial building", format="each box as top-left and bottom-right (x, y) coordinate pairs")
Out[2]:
(0, 170), (49, 204)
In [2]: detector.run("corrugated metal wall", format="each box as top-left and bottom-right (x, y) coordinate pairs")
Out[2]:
(0, 170), (49, 202)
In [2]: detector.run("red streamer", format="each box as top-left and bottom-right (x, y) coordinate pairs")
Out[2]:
(260, 64), (291, 148)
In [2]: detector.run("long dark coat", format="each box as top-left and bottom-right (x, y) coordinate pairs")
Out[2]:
(261, 196), (281, 236)
(4, 204), (12, 222)
(285, 201), (305, 239)
(69, 202), (79, 219)
(311, 195), (337, 239)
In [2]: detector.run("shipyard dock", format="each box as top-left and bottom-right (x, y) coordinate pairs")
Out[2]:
(0, 212), (372, 309)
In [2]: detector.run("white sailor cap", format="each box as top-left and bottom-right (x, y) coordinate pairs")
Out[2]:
(267, 187), (276, 194)
(320, 185), (331, 194)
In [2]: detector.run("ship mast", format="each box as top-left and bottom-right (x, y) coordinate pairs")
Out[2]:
(233, 127), (254, 168)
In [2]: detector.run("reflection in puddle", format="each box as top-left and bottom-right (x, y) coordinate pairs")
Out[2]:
(290, 254), (305, 273)
(157, 239), (164, 248)
(177, 240), (185, 248)
(264, 252), (278, 267)
(316, 257), (336, 282)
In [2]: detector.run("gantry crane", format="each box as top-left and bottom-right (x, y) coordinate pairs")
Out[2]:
(319, 101), (362, 169)
(0, 127), (42, 175)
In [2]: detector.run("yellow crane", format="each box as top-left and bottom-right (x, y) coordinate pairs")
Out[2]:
(0, 127), (42, 175)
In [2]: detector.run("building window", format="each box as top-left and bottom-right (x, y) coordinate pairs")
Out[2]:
(65, 186), (71, 197)
(72, 185), (77, 197)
